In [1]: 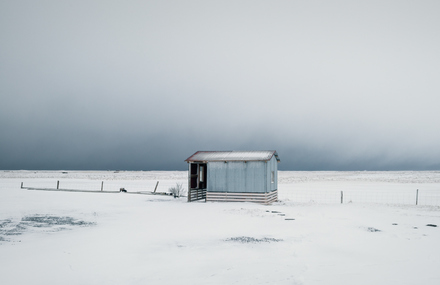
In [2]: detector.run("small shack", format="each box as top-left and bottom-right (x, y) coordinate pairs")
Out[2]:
(185, 151), (280, 204)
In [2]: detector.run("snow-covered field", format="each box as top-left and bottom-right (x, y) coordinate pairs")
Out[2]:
(1, 171), (440, 285)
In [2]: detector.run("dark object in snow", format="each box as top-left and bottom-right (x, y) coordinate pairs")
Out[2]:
(367, 227), (381, 232)
(278, 214), (285, 216)
(120, 188), (127, 193)
(271, 211), (281, 213)
(169, 183), (185, 198)
(0, 215), (95, 242)
(225, 236), (283, 243)
(285, 218), (295, 221)
(426, 224), (437, 227)
(21, 215), (94, 227)
(0, 219), (12, 228)
(392, 223), (398, 225)
(414, 227), (418, 229)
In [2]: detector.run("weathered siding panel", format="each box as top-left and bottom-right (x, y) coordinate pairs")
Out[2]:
(208, 161), (268, 193)
(245, 161), (266, 193)
(208, 162), (227, 192)
(226, 162), (246, 193)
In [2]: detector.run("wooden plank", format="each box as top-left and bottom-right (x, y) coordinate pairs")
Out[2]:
(207, 196), (265, 200)
(188, 188), (207, 202)
(207, 190), (277, 196)
(207, 196), (266, 200)
(207, 196), (268, 200)
(206, 190), (277, 204)
(207, 192), (270, 196)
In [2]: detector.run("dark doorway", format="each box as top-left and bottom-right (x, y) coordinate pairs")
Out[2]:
(188, 162), (207, 202)
(190, 163), (207, 189)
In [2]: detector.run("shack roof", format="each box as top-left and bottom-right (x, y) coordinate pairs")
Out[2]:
(185, 151), (280, 162)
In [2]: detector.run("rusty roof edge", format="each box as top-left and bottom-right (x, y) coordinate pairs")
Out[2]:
(272, 151), (280, 162)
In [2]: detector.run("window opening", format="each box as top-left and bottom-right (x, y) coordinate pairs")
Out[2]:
(200, 166), (204, 182)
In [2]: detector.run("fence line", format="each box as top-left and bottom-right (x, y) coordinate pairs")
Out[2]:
(279, 188), (440, 206)
(19, 179), (440, 206)
(19, 180), (186, 195)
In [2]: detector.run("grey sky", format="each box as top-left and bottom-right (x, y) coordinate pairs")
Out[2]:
(1, 1), (440, 171)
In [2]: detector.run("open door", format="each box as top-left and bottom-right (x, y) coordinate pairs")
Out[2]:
(188, 163), (207, 202)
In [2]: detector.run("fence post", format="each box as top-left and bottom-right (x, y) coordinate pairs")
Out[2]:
(57, 180), (59, 189)
(21, 182), (23, 189)
(341, 191), (343, 204)
(416, 189), (419, 205)
(101, 181), (104, 191)
(153, 181), (159, 193)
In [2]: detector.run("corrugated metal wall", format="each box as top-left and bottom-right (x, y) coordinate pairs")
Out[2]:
(207, 160), (275, 193)
(244, 161), (266, 193)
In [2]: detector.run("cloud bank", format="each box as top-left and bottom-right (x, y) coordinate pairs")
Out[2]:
(1, 1), (439, 170)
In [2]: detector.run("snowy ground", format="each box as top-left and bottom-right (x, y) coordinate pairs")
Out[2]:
(1, 171), (440, 285)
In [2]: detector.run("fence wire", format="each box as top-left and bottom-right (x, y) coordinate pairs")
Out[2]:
(279, 186), (440, 206)
(20, 179), (187, 195)
(17, 177), (440, 206)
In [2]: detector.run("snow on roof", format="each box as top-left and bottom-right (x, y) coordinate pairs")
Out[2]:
(185, 151), (280, 162)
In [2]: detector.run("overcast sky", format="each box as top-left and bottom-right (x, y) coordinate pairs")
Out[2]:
(1, 1), (440, 171)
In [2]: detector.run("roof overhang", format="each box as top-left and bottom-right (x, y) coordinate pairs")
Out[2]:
(185, 151), (280, 163)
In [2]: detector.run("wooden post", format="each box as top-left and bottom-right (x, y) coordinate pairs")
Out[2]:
(21, 182), (23, 188)
(101, 181), (104, 191)
(188, 163), (191, 202)
(153, 181), (159, 193)
(57, 181), (60, 189)
(416, 189), (419, 205)
(341, 191), (343, 204)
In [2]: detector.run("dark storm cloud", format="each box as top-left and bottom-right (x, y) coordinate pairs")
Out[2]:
(1, 1), (440, 170)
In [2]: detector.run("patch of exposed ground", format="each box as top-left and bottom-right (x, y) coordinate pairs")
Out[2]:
(0, 215), (95, 243)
